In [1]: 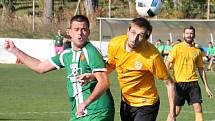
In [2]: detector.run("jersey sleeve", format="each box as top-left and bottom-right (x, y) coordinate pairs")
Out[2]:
(49, 54), (64, 69)
(86, 46), (106, 72)
(196, 51), (204, 68)
(152, 54), (169, 80)
(107, 39), (116, 66)
(167, 46), (177, 63)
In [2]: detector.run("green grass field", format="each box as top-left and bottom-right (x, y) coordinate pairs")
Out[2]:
(0, 64), (215, 121)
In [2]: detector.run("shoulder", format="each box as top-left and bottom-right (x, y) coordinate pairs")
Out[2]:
(171, 42), (184, 51)
(194, 47), (202, 53)
(146, 42), (160, 53)
(140, 42), (161, 59)
(60, 49), (72, 57)
(84, 42), (102, 55)
(85, 41), (98, 51)
(109, 35), (127, 47)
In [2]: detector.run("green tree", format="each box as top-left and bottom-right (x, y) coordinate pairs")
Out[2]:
(177, 0), (202, 18)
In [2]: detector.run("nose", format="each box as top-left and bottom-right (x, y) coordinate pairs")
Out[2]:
(77, 30), (82, 35)
(134, 34), (141, 41)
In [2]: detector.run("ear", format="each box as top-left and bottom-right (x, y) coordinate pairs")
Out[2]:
(144, 31), (150, 40)
(128, 25), (132, 31)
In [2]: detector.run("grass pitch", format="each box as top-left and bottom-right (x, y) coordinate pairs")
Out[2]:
(0, 64), (215, 121)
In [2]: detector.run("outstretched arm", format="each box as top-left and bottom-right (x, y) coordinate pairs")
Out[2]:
(4, 39), (55, 74)
(198, 67), (213, 99)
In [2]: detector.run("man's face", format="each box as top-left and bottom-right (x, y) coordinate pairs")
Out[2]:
(183, 29), (195, 44)
(208, 43), (212, 47)
(69, 21), (90, 49)
(127, 23), (147, 49)
(57, 30), (61, 35)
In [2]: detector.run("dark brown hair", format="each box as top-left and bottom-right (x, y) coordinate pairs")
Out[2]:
(70, 15), (90, 28)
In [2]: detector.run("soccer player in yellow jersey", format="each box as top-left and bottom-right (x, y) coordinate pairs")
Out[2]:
(107, 18), (176, 121)
(165, 26), (213, 121)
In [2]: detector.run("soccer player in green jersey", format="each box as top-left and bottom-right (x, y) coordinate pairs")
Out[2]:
(4, 15), (115, 121)
(53, 29), (64, 55)
(206, 42), (215, 71)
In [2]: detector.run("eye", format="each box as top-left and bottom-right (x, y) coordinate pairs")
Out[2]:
(138, 33), (145, 39)
(73, 28), (79, 31)
(130, 31), (136, 35)
(81, 28), (88, 32)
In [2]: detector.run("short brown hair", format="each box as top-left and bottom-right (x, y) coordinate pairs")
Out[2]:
(70, 15), (90, 28)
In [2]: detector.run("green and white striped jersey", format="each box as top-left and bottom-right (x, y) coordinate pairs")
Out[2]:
(50, 42), (114, 116)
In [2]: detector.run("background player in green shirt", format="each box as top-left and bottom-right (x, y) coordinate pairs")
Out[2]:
(155, 39), (164, 56)
(206, 42), (215, 71)
(4, 15), (115, 121)
(163, 39), (173, 61)
(53, 29), (64, 55)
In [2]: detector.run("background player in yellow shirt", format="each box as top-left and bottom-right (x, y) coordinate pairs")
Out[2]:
(165, 26), (213, 121)
(107, 18), (176, 121)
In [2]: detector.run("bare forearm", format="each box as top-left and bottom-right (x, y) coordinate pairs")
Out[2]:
(13, 48), (42, 70)
(12, 48), (53, 74)
(164, 77), (176, 116)
(198, 68), (209, 87)
(84, 72), (109, 106)
(165, 61), (171, 71)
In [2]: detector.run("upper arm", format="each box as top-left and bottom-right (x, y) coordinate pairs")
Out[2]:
(165, 61), (171, 70)
(36, 59), (56, 74)
(167, 46), (176, 63)
(196, 51), (204, 68)
(94, 71), (109, 84)
(87, 47), (106, 72)
(152, 54), (169, 80)
(106, 63), (115, 74)
(107, 40), (117, 73)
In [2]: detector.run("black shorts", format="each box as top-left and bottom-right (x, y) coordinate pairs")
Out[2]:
(120, 100), (160, 121)
(206, 56), (215, 61)
(175, 81), (202, 106)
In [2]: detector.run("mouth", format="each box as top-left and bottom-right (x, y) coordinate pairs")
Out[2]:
(78, 37), (82, 40)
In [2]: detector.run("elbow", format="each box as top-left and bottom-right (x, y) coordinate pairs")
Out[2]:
(34, 69), (46, 74)
(37, 70), (46, 74)
(103, 80), (110, 91)
(164, 77), (175, 86)
(33, 66), (47, 74)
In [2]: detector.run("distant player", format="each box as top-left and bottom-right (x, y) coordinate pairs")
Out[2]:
(165, 26), (213, 121)
(163, 39), (172, 61)
(53, 29), (64, 55)
(4, 15), (115, 121)
(206, 42), (215, 71)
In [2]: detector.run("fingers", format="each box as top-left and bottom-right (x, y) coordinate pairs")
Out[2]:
(208, 92), (213, 99)
(77, 79), (85, 86)
(206, 90), (213, 99)
(76, 73), (93, 86)
(4, 39), (10, 50)
(4, 39), (14, 50)
(75, 103), (86, 118)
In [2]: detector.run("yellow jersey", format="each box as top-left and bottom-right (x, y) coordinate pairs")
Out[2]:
(167, 42), (203, 83)
(108, 35), (169, 106)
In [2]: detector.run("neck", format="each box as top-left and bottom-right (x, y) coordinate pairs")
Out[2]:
(125, 43), (132, 52)
(71, 42), (82, 51)
(184, 41), (193, 46)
